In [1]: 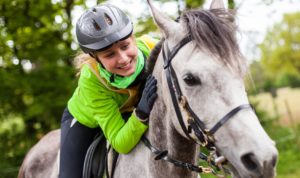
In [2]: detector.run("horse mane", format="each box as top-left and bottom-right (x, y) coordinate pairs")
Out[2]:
(181, 8), (245, 74)
(146, 39), (164, 74)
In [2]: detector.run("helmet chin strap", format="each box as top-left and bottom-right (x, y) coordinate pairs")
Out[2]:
(92, 54), (102, 64)
(89, 52), (103, 68)
(89, 54), (116, 83)
(89, 52), (95, 58)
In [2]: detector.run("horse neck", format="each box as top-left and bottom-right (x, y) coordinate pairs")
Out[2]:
(146, 58), (199, 178)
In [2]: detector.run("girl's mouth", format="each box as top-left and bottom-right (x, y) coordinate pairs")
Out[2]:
(117, 59), (133, 69)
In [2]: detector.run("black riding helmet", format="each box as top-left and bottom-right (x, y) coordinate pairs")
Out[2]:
(76, 4), (133, 54)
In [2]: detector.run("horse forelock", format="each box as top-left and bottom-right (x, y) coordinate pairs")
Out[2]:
(181, 8), (246, 75)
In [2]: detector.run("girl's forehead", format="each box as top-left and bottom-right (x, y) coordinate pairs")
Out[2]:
(96, 37), (135, 56)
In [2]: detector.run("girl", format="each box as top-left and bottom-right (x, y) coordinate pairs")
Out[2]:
(59, 4), (157, 178)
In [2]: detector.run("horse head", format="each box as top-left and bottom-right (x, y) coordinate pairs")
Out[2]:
(147, 0), (278, 177)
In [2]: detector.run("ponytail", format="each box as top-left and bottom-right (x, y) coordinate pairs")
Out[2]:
(73, 52), (94, 76)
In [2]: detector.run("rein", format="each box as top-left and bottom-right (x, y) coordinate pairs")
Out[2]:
(142, 36), (253, 176)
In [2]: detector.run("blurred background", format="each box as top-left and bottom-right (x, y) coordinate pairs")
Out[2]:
(0, 0), (299, 177)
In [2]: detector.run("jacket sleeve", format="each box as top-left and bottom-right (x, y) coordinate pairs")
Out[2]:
(79, 65), (148, 154)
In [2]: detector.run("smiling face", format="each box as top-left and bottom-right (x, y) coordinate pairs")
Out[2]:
(95, 35), (138, 77)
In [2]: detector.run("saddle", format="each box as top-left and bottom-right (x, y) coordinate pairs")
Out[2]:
(82, 131), (107, 178)
(82, 113), (132, 178)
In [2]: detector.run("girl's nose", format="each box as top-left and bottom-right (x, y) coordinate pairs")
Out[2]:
(118, 52), (130, 64)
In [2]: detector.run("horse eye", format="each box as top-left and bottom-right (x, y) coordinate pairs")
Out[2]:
(183, 73), (201, 86)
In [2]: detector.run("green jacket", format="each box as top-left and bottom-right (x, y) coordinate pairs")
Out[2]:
(67, 35), (157, 154)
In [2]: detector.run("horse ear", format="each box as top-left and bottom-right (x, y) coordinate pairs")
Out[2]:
(210, 0), (236, 23)
(210, 0), (225, 9)
(147, 0), (180, 38)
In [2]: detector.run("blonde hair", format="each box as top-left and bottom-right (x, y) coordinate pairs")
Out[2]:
(73, 52), (94, 76)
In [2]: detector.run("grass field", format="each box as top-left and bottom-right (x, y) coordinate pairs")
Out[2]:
(250, 87), (300, 126)
(250, 87), (300, 178)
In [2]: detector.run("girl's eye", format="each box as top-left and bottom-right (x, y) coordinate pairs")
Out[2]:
(121, 44), (129, 50)
(183, 73), (201, 86)
(105, 52), (115, 58)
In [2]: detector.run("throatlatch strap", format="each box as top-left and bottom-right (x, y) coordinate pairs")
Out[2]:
(209, 104), (252, 134)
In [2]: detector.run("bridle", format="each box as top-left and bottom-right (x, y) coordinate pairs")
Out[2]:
(162, 36), (252, 146)
(142, 36), (253, 176)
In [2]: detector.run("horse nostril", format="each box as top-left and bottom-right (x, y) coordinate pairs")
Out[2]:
(271, 155), (277, 167)
(241, 153), (259, 171)
(263, 154), (278, 178)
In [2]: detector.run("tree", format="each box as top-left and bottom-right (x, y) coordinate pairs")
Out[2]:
(259, 12), (300, 87)
(185, 0), (205, 9)
(0, 0), (81, 176)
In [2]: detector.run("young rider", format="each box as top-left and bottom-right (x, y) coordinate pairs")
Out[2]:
(59, 4), (158, 178)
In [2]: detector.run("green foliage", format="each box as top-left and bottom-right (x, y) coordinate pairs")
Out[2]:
(259, 12), (300, 84)
(0, 0), (77, 125)
(185, 0), (205, 9)
(263, 123), (300, 178)
(0, 0), (80, 176)
(135, 16), (160, 38)
(0, 115), (28, 177)
(249, 12), (300, 93)
(227, 0), (235, 9)
(275, 71), (300, 88)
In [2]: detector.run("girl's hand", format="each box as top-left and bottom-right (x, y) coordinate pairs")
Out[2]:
(135, 75), (157, 121)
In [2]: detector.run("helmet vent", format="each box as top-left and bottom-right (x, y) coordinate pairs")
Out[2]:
(92, 19), (101, 31)
(104, 13), (113, 25)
